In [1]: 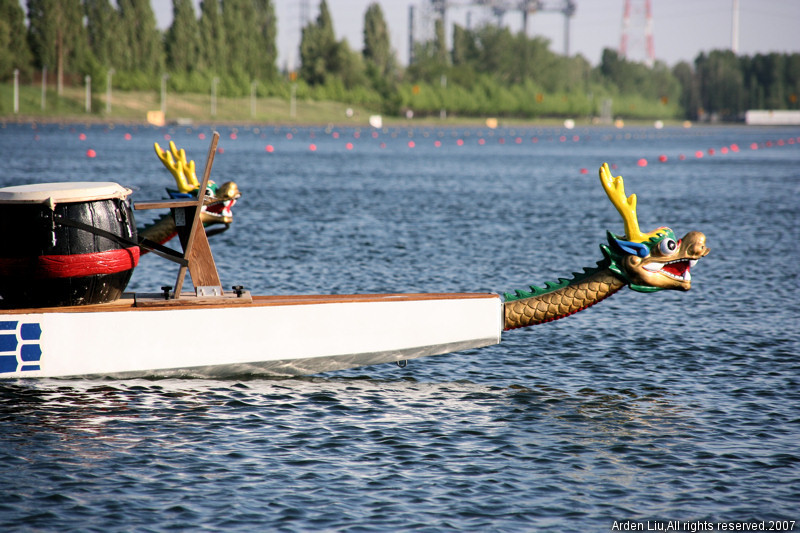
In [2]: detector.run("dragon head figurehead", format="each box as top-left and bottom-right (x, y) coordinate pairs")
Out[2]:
(598, 162), (709, 293)
(201, 180), (240, 226)
(138, 141), (242, 248)
(153, 140), (241, 228)
(502, 162), (710, 330)
(154, 141), (242, 226)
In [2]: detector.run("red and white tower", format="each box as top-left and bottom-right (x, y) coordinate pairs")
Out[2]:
(620, 0), (655, 67)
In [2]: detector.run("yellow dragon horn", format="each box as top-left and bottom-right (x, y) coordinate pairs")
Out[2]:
(598, 163), (660, 243)
(154, 141), (200, 193)
(171, 142), (200, 190)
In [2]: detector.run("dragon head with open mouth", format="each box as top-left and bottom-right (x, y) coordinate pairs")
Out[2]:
(199, 180), (240, 228)
(503, 163), (710, 330)
(154, 140), (242, 226)
(598, 163), (710, 292)
(139, 140), (242, 245)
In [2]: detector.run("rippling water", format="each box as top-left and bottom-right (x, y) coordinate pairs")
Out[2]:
(1, 122), (798, 531)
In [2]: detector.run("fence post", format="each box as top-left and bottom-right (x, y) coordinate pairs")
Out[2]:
(13, 69), (19, 114)
(85, 75), (92, 113)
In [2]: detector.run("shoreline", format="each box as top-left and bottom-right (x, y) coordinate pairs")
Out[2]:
(1, 113), (699, 130)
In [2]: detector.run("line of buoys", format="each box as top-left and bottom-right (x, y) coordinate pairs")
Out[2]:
(62, 124), (799, 172)
(253, 130), (800, 179)
(256, 129), (598, 153)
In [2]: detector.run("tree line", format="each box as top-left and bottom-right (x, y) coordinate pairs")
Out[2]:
(1, 0), (798, 121)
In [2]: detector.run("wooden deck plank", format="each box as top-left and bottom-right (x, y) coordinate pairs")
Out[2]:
(0, 292), (500, 313)
(133, 198), (200, 210)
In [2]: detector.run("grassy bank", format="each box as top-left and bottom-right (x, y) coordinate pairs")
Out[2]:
(0, 83), (381, 126)
(0, 83), (677, 128)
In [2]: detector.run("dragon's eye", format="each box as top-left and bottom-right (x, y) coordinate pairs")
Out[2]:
(658, 238), (678, 256)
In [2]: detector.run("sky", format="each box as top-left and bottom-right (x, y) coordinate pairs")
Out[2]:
(148, 0), (799, 69)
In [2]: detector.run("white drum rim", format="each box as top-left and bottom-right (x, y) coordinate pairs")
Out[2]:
(0, 182), (133, 205)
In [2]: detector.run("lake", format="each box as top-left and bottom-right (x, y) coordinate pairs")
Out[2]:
(0, 121), (798, 531)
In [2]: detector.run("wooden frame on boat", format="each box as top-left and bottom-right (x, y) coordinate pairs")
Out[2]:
(134, 131), (227, 301)
(0, 132), (503, 378)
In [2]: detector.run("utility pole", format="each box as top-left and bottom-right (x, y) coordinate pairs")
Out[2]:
(251, 81), (257, 118)
(563, 0), (576, 56)
(85, 75), (91, 113)
(211, 77), (219, 117)
(106, 69), (115, 114)
(731, 0), (740, 54)
(161, 74), (169, 115)
(13, 69), (19, 114)
(41, 66), (47, 111)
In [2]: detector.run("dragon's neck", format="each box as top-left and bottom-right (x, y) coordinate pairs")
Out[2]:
(503, 264), (625, 330)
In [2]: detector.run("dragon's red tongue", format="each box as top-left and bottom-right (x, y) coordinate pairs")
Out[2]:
(663, 261), (689, 277)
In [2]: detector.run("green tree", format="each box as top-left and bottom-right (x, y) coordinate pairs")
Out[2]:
(117, 0), (163, 76)
(443, 24), (560, 88)
(470, 26), (514, 81)
(219, 0), (277, 83)
(363, 3), (395, 79)
(0, 0), (33, 79)
(0, 19), (10, 84)
(451, 24), (476, 67)
(695, 50), (744, 119)
(332, 38), (367, 90)
(198, 0), (226, 75)
(433, 17), (448, 65)
(362, 3), (399, 113)
(299, 0), (337, 85)
(27, 0), (88, 94)
(785, 54), (800, 109)
(407, 18), (449, 83)
(222, 0), (258, 81)
(750, 53), (786, 109)
(600, 48), (679, 102)
(600, 48), (632, 91)
(85, 0), (120, 71)
(165, 0), (200, 74)
(253, 0), (278, 81)
(299, 0), (366, 92)
(673, 61), (699, 119)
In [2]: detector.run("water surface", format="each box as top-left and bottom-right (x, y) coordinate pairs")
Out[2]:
(0, 122), (798, 531)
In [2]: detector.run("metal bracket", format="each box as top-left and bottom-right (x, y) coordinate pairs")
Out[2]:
(196, 286), (223, 297)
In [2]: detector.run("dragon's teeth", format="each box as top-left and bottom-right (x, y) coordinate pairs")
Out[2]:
(643, 262), (664, 272)
(690, 260), (698, 267)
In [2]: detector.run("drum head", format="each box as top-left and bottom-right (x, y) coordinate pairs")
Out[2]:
(0, 182), (132, 205)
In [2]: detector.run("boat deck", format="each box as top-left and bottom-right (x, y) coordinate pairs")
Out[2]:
(0, 291), (501, 314)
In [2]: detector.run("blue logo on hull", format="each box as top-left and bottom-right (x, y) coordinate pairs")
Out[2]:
(0, 321), (42, 373)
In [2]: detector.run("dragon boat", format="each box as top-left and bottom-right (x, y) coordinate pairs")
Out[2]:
(0, 132), (709, 379)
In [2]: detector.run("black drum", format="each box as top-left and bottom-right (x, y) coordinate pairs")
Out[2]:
(0, 182), (138, 308)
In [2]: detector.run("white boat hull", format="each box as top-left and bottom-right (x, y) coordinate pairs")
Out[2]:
(0, 293), (503, 378)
